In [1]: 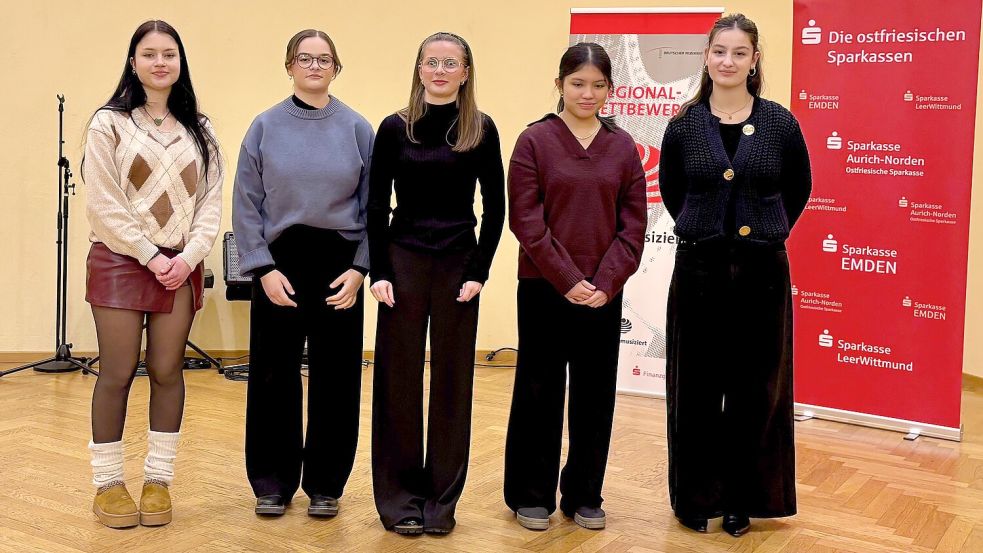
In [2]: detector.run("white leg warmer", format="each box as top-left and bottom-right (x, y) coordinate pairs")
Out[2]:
(144, 431), (180, 486)
(89, 439), (125, 489)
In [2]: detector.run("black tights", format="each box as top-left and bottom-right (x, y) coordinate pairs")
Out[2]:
(90, 285), (194, 443)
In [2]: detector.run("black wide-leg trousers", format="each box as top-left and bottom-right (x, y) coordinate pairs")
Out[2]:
(371, 244), (479, 531)
(245, 226), (364, 501)
(503, 278), (623, 515)
(666, 240), (796, 519)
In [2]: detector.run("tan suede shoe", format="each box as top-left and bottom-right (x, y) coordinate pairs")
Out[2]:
(139, 481), (172, 526)
(92, 483), (139, 528)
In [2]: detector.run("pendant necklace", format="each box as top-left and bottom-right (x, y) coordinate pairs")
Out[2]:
(710, 96), (752, 120)
(144, 106), (170, 127)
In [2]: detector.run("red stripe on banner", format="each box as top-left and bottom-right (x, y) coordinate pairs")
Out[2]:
(570, 13), (720, 34)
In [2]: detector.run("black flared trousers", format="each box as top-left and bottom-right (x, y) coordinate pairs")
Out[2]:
(503, 278), (623, 515)
(371, 244), (480, 531)
(245, 226), (364, 501)
(666, 239), (796, 519)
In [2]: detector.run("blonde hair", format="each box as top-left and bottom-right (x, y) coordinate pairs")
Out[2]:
(284, 29), (343, 76)
(400, 32), (483, 152)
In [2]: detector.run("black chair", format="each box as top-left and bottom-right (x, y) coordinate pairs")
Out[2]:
(222, 232), (308, 378)
(222, 232), (252, 374)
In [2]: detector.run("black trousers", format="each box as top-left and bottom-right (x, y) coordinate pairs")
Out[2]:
(503, 279), (623, 515)
(245, 226), (364, 500)
(666, 240), (796, 519)
(371, 244), (480, 531)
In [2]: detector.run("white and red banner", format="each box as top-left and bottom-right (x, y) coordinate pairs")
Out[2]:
(789, 0), (981, 439)
(570, 8), (723, 397)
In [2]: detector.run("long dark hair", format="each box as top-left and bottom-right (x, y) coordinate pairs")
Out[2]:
(94, 20), (218, 180)
(556, 42), (618, 131)
(401, 32), (484, 152)
(674, 13), (764, 121)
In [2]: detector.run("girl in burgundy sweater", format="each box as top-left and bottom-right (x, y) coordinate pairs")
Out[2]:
(504, 43), (647, 532)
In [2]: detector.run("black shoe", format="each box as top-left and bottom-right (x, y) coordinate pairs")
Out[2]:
(676, 515), (708, 533)
(424, 526), (452, 535)
(722, 514), (750, 537)
(255, 495), (286, 516)
(516, 507), (550, 531)
(307, 495), (338, 517)
(393, 517), (424, 535)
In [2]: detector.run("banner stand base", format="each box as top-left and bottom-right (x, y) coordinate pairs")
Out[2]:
(612, 396), (959, 441)
(617, 390), (666, 400)
(794, 403), (962, 442)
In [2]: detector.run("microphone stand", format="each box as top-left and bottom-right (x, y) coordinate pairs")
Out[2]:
(1, 95), (96, 377)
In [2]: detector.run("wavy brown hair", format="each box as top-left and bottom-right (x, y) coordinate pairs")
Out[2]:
(400, 32), (483, 152)
(674, 13), (764, 121)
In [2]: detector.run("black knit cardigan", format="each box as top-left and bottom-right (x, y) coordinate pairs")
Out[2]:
(659, 97), (812, 244)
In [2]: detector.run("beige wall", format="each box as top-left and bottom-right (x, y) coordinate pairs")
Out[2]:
(1, 1), (981, 376)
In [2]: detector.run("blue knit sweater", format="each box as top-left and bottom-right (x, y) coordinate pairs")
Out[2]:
(232, 96), (374, 275)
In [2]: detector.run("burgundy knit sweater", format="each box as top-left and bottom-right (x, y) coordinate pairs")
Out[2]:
(508, 114), (647, 297)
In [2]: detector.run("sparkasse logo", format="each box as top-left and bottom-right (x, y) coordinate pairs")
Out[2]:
(819, 329), (834, 348)
(802, 20), (822, 44)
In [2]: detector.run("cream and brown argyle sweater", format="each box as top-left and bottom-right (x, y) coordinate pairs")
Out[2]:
(83, 108), (223, 267)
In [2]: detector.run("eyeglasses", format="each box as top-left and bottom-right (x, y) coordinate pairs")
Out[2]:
(420, 57), (464, 73)
(294, 53), (335, 69)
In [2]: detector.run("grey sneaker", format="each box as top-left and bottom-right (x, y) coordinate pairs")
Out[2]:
(516, 507), (550, 530)
(573, 506), (606, 529)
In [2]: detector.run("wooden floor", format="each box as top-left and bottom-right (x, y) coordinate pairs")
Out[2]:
(1, 360), (983, 553)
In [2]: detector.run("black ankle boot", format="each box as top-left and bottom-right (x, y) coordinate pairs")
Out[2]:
(722, 513), (750, 536)
(255, 494), (286, 516)
(676, 515), (708, 533)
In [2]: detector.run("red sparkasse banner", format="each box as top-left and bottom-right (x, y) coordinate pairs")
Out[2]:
(789, 0), (981, 437)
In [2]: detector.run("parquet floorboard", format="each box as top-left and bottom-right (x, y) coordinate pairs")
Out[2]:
(1, 360), (982, 552)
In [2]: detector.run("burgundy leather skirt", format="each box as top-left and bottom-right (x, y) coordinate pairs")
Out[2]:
(85, 242), (205, 313)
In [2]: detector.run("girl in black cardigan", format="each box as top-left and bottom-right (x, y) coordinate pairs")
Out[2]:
(659, 13), (811, 537)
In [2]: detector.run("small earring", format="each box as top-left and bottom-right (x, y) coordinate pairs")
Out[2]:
(131, 67), (137, 75)
(749, 66), (757, 77)
(289, 75), (293, 80)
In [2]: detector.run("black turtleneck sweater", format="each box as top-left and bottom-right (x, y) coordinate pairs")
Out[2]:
(366, 102), (505, 284)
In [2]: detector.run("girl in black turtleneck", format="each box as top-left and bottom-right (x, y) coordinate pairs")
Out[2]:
(366, 32), (505, 536)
